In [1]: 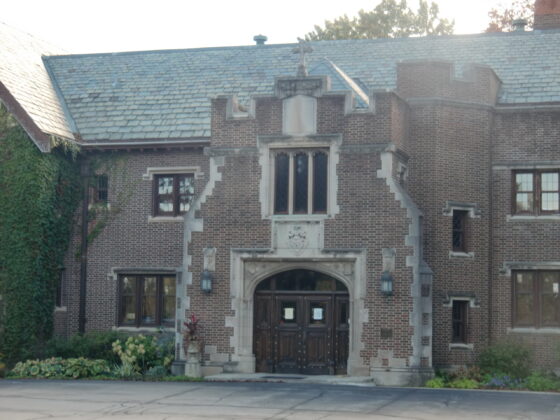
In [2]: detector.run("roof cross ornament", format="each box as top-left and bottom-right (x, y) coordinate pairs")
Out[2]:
(293, 38), (313, 77)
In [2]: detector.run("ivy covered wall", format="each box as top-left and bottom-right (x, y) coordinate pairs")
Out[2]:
(0, 106), (81, 364)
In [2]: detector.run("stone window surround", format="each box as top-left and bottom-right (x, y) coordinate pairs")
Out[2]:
(443, 294), (478, 350)
(443, 201), (480, 258)
(493, 162), (560, 221)
(499, 263), (560, 334)
(258, 135), (341, 220)
(511, 269), (560, 329)
(142, 166), (202, 222)
(512, 169), (560, 215)
(271, 148), (329, 216)
(107, 267), (180, 330)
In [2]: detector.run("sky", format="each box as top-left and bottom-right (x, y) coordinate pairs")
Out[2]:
(2, 0), (518, 54)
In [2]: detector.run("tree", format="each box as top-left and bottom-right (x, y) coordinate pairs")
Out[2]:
(486, 0), (534, 32)
(305, 0), (454, 41)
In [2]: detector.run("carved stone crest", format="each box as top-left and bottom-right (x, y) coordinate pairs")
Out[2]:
(276, 78), (324, 99)
(287, 225), (308, 251)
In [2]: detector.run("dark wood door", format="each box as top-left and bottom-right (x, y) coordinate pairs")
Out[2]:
(253, 269), (349, 375)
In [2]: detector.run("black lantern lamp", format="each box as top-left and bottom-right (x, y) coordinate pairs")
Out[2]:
(380, 271), (394, 296)
(201, 269), (213, 293)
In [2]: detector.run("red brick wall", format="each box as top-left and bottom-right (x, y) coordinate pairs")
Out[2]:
(58, 148), (208, 335)
(491, 110), (560, 368)
(187, 93), (416, 366)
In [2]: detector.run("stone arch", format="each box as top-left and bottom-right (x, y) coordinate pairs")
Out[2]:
(252, 268), (350, 374)
(245, 262), (353, 300)
(227, 249), (368, 376)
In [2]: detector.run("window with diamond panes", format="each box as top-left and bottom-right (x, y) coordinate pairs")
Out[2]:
(273, 150), (328, 215)
(153, 174), (194, 217)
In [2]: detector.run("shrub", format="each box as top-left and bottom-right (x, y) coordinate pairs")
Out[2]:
(478, 341), (532, 379)
(0, 353), (5, 378)
(45, 331), (127, 363)
(425, 377), (446, 388)
(449, 366), (483, 382)
(448, 378), (479, 389)
(112, 362), (142, 380)
(525, 372), (560, 392)
(112, 333), (174, 374)
(145, 365), (168, 378)
(484, 374), (524, 389)
(10, 357), (110, 379)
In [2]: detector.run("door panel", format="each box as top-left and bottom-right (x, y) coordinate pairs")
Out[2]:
(334, 296), (349, 374)
(301, 296), (332, 374)
(254, 295), (273, 373)
(274, 296), (301, 373)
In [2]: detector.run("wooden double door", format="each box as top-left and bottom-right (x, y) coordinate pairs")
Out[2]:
(253, 270), (349, 375)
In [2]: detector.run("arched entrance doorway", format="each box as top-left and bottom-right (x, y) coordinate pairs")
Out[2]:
(253, 269), (350, 375)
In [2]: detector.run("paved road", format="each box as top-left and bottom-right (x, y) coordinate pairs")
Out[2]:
(0, 379), (559, 419)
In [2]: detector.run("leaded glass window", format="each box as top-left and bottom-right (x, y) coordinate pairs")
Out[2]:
(272, 149), (328, 215)
(154, 174), (194, 217)
(118, 274), (176, 327)
(513, 271), (560, 328)
(514, 170), (559, 215)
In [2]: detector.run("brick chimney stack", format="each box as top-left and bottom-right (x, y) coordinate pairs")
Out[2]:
(534, 0), (560, 29)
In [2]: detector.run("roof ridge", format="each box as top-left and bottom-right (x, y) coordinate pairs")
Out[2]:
(43, 30), (560, 60)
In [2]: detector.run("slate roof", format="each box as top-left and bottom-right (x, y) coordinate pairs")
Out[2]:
(0, 23), (73, 141)
(5, 27), (560, 145)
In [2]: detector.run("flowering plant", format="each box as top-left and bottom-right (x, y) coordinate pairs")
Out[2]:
(183, 313), (200, 344)
(112, 335), (158, 373)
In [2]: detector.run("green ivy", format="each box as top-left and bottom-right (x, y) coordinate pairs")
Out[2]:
(0, 106), (81, 365)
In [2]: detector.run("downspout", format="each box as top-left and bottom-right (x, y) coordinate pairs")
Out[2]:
(487, 111), (495, 348)
(78, 160), (90, 333)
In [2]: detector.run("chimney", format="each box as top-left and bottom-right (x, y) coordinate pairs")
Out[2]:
(253, 35), (267, 46)
(534, 0), (560, 30)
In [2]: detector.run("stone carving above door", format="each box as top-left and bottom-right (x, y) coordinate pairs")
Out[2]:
(273, 220), (323, 253)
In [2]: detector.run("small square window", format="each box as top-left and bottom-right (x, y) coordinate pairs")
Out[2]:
(153, 174), (194, 217)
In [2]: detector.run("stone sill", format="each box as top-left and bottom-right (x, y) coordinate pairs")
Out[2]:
(449, 251), (475, 259)
(507, 327), (560, 335)
(54, 306), (67, 313)
(448, 343), (474, 350)
(507, 215), (560, 222)
(148, 216), (184, 223)
(268, 214), (330, 221)
(112, 326), (175, 333)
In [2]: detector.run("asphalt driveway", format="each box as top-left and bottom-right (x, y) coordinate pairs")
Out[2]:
(0, 379), (559, 419)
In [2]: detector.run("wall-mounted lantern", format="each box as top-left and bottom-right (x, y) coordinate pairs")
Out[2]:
(380, 271), (394, 296)
(201, 269), (213, 293)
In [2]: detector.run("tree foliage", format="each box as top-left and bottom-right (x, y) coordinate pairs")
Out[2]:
(305, 0), (454, 41)
(0, 105), (81, 365)
(486, 0), (534, 32)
